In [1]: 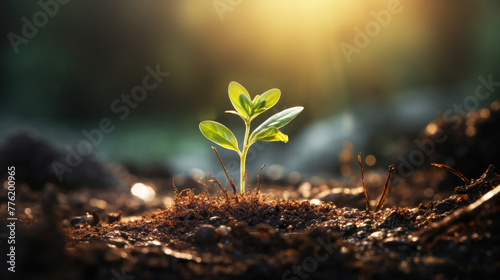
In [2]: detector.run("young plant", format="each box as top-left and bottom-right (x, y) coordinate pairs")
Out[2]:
(199, 81), (303, 194)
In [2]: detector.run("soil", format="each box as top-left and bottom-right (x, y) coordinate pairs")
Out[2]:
(1, 102), (499, 280)
(0, 164), (498, 280)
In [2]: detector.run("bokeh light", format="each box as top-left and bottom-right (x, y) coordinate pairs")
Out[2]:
(131, 183), (156, 202)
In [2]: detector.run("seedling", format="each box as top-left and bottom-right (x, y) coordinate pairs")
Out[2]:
(200, 81), (303, 194)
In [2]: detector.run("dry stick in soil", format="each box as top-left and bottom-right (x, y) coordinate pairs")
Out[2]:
(255, 164), (266, 194)
(431, 163), (471, 184)
(419, 182), (500, 247)
(358, 153), (370, 211)
(375, 165), (395, 211)
(211, 146), (238, 195)
(209, 173), (229, 202)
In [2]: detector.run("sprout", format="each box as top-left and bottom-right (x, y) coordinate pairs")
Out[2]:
(200, 81), (303, 193)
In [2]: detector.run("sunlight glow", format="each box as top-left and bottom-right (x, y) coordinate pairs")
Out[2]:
(131, 183), (156, 202)
(425, 123), (439, 136)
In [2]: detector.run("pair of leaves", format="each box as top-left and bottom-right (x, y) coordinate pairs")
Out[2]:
(226, 82), (280, 121)
(200, 106), (303, 153)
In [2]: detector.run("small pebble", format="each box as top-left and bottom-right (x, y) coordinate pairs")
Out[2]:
(194, 224), (216, 246)
(215, 225), (231, 239)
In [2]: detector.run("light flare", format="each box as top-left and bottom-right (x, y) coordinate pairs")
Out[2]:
(131, 183), (156, 202)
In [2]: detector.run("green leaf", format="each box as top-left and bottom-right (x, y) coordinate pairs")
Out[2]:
(251, 127), (288, 143)
(259, 89), (280, 111)
(228, 81), (251, 118)
(239, 93), (252, 116)
(249, 106), (304, 144)
(252, 104), (267, 115)
(250, 89), (280, 120)
(251, 94), (261, 106)
(252, 95), (266, 112)
(199, 121), (239, 153)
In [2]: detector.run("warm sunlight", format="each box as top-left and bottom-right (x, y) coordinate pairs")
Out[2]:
(131, 182), (156, 201)
(177, 0), (436, 116)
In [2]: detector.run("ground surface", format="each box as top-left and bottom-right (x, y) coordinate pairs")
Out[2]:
(1, 102), (499, 280)
(1, 165), (499, 280)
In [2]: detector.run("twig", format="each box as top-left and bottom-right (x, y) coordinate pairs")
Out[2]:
(210, 173), (229, 202)
(419, 182), (500, 247)
(358, 153), (370, 211)
(211, 146), (237, 195)
(375, 165), (395, 211)
(255, 164), (266, 194)
(431, 163), (471, 184)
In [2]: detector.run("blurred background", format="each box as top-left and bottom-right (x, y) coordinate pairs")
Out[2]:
(1, 0), (500, 187)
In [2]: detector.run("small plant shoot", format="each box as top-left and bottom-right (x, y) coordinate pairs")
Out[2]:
(200, 81), (303, 193)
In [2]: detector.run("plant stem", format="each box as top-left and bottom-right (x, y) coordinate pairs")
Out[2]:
(240, 121), (251, 194)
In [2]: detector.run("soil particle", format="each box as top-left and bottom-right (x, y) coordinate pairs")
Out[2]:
(194, 224), (217, 247)
(107, 212), (122, 223)
(433, 196), (460, 214)
(215, 225), (231, 239)
(70, 211), (100, 228)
